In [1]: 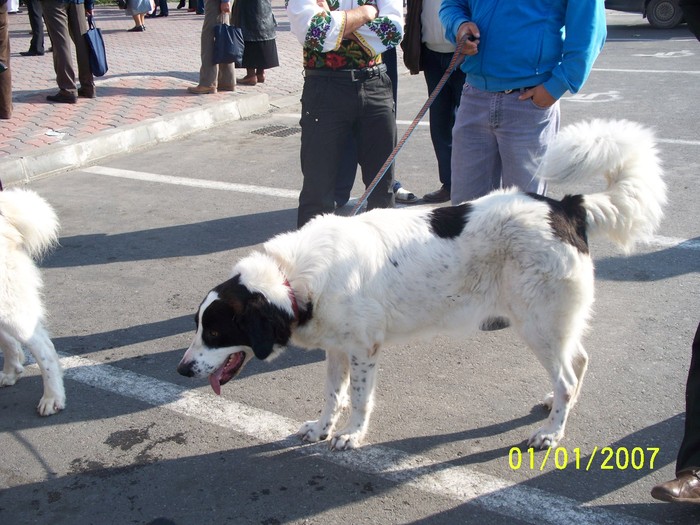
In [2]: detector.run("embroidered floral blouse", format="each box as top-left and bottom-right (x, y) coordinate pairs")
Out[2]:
(286, 0), (404, 70)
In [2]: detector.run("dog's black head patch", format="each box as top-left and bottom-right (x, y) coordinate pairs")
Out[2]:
(199, 275), (294, 360)
(527, 193), (589, 254)
(428, 203), (473, 239)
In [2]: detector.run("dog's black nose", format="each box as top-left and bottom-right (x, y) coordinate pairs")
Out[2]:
(177, 361), (195, 377)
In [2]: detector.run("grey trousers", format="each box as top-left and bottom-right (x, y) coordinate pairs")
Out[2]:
(198, 0), (234, 87)
(450, 84), (560, 205)
(42, 0), (94, 95)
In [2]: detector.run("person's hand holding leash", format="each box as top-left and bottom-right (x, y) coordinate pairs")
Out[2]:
(456, 22), (479, 55)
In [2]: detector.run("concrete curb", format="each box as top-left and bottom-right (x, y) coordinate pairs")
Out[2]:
(0, 93), (270, 187)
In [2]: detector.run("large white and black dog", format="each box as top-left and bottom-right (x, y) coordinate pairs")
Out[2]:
(0, 188), (64, 415)
(178, 119), (666, 450)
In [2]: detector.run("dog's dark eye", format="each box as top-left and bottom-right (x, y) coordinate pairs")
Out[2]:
(207, 329), (219, 339)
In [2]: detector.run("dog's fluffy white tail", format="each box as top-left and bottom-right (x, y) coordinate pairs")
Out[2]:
(0, 188), (59, 259)
(536, 119), (666, 253)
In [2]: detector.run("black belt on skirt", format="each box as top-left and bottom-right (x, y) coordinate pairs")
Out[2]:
(304, 64), (387, 82)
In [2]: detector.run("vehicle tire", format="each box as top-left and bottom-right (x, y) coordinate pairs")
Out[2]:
(646, 0), (684, 28)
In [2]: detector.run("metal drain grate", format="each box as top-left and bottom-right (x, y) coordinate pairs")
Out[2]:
(251, 125), (302, 138)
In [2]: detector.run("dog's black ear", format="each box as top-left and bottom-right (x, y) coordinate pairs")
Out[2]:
(243, 294), (292, 360)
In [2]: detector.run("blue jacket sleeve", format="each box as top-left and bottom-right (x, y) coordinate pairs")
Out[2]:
(543, 0), (607, 99)
(439, 0), (470, 45)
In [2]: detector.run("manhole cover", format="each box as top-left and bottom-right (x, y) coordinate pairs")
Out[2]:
(251, 125), (302, 137)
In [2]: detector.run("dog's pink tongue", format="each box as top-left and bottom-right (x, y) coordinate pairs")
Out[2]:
(209, 366), (224, 396)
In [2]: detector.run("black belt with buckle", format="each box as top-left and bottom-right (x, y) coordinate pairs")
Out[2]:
(304, 64), (387, 82)
(499, 86), (535, 94)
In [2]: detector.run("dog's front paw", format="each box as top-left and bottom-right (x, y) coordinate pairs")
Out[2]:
(298, 420), (332, 443)
(0, 366), (24, 387)
(330, 430), (364, 451)
(37, 395), (65, 416)
(528, 426), (563, 449)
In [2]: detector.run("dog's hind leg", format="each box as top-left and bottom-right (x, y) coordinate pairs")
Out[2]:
(298, 350), (350, 443)
(23, 325), (65, 416)
(520, 319), (584, 449)
(528, 355), (579, 449)
(543, 343), (589, 410)
(0, 330), (27, 386)
(330, 347), (380, 451)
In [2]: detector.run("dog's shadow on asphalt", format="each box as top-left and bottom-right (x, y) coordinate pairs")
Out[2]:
(595, 237), (700, 282)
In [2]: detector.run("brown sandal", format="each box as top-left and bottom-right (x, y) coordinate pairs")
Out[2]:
(237, 75), (257, 86)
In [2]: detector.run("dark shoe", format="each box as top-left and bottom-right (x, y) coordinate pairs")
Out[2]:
(20, 50), (44, 56)
(177, 0), (185, 7)
(422, 185), (451, 203)
(78, 87), (96, 99)
(128, 25), (145, 32)
(187, 85), (217, 95)
(479, 317), (511, 331)
(46, 92), (78, 104)
(145, 11), (157, 17)
(187, 7), (196, 11)
(156, 12), (168, 16)
(652, 470), (700, 503)
(237, 75), (257, 86)
(0, 62), (7, 74)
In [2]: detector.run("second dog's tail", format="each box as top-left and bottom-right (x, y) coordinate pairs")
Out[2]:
(536, 119), (666, 253)
(0, 188), (59, 259)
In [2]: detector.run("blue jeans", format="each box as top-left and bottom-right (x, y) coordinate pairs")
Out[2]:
(450, 84), (560, 205)
(422, 45), (465, 190)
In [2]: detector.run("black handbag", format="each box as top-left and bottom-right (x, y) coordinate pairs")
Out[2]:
(212, 18), (244, 67)
(84, 15), (108, 77)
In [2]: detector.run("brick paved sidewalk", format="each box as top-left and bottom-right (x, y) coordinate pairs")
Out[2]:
(1, 2), (304, 176)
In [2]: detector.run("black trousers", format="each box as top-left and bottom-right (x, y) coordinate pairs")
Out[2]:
(25, 0), (45, 53)
(297, 71), (396, 228)
(0, 6), (11, 119)
(676, 320), (700, 473)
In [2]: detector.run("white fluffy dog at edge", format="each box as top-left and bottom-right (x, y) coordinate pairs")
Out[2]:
(0, 188), (64, 415)
(178, 119), (666, 450)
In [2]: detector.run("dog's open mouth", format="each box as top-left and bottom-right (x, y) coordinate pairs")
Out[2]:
(209, 351), (246, 395)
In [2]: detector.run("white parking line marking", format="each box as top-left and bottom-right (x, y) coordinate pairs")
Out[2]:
(52, 352), (655, 525)
(83, 166), (300, 199)
(593, 68), (700, 74)
(85, 165), (699, 252)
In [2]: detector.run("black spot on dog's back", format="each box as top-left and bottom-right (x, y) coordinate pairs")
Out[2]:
(428, 203), (473, 239)
(528, 193), (589, 254)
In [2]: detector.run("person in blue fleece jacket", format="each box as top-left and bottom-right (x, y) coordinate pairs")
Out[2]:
(439, 0), (606, 205)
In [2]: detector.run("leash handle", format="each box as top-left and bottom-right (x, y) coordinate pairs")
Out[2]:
(350, 36), (470, 216)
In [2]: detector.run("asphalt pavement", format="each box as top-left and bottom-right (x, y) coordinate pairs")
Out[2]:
(1, 7), (700, 525)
